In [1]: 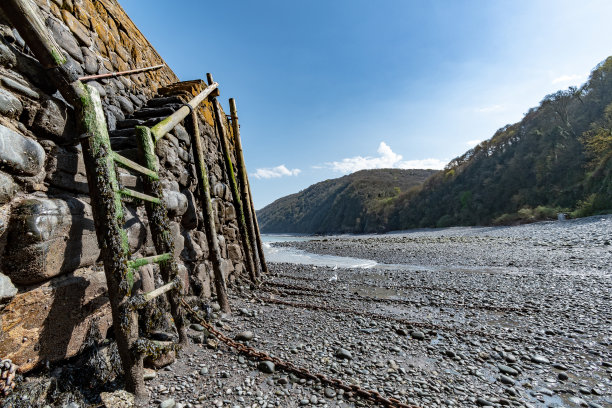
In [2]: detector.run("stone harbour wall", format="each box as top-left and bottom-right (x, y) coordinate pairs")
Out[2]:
(0, 0), (251, 371)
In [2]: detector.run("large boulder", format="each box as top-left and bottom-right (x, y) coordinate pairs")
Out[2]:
(0, 124), (45, 176)
(0, 268), (112, 372)
(2, 197), (99, 285)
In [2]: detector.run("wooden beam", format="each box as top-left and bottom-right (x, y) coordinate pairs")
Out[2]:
(112, 152), (159, 180)
(186, 111), (231, 314)
(127, 253), (172, 269)
(229, 98), (265, 277)
(140, 280), (177, 305)
(79, 64), (165, 81)
(150, 82), (219, 143)
(207, 74), (257, 283)
(118, 188), (161, 204)
(1, 0), (66, 68)
(135, 126), (187, 345)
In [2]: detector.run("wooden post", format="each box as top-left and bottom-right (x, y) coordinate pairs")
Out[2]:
(79, 85), (145, 401)
(206, 73), (258, 284)
(186, 111), (231, 314)
(228, 98), (267, 276)
(135, 126), (187, 344)
(0, 0), (146, 400)
(247, 181), (268, 274)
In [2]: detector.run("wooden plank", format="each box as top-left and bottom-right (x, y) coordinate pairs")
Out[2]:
(113, 152), (159, 180)
(127, 253), (172, 269)
(186, 111), (231, 313)
(135, 126), (187, 345)
(1, 0), (67, 68)
(207, 73), (257, 283)
(118, 188), (161, 204)
(150, 82), (219, 143)
(0, 1), (145, 400)
(229, 98), (263, 277)
(134, 280), (177, 307)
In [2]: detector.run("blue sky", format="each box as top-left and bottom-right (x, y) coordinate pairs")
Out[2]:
(121, 0), (612, 209)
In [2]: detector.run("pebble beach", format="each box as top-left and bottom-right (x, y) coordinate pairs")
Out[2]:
(144, 215), (612, 408)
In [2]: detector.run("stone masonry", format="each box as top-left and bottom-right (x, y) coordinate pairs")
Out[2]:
(0, 0), (251, 371)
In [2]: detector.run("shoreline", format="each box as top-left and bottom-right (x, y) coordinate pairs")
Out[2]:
(4, 217), (611, 407)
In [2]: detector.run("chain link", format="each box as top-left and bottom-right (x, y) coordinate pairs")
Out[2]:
(253, 295), (529, 343)
(263, 280), (531, 314)
(180, 299), (421, 408)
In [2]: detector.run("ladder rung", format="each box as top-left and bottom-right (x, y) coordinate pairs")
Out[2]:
(112, 152), (159, 180)
(136, 280), (178, 306)
(118, 188), (161, 204)
(128, 253), (172, 269)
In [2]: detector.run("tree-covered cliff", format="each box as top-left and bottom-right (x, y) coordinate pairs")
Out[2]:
(257, 169), (436, 233)
(259, 57), (612, 234)
(390, 57), (612, 229)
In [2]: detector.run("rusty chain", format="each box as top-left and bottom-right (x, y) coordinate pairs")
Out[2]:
(253, 295), (527, 342)
(263, 280), (532, 314)
(179, 299), (421, 408)
(0, 359), (17, 397)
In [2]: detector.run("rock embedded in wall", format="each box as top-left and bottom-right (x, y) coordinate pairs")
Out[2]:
(0, 272), (17, 304)
(2, 197), (100, 285)
(181, 189), (198, 230)
(0, 124), (45, 176)
(0, 172), (17, 204)
(0, 88), (22, 118)
(0, 42), (17, 68)
(0, 268), (112, 371)
(45, 144), (89, 194)
(162, 189), (187, 218)
(124, 206), (147, 254)
(227, 243), (242, 262)
(196, 264), (212, 298)
(32, 97), (73, 140)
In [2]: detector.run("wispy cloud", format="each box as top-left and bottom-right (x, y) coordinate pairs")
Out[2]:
(475, 104), (504, 113)
(466, 139), (481, 147)
(252, 165), (301, 179)
(326, 142), (446, 174)
(552, 74), (586, 84)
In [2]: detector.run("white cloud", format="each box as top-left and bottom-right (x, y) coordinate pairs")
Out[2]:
(466, 139), (481, 147)
(326, 142), (446, 174)
(475, 104), (504, 113)
(252, 164), (301, 179)
(552, 74), (586, 84)
(396, 158), (447, 170)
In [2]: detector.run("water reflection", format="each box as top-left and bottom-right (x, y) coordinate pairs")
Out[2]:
(262, 234), (377, 268)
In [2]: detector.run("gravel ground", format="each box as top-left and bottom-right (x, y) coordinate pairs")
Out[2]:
(142, 216), (611, 408)
(6, 216), (611, 408)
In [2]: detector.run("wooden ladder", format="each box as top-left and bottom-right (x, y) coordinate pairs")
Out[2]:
(1, 1), (264, 401)
(85, 82), (222, 399)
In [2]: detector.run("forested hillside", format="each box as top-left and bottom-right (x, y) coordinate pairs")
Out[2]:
(259, 57), (612, 234)
(388, 57), (612, 229)
(258, 169), (436, 233)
